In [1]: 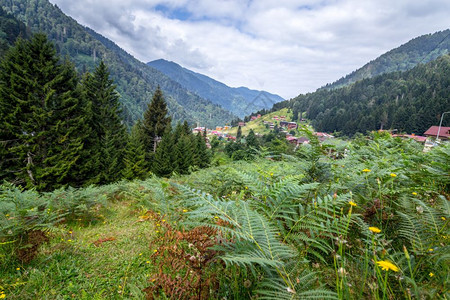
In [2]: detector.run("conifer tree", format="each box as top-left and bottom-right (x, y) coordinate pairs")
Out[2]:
(142, 86), (171, 154)
(193, 132), (210, 168)
(246, 129), (259, 148)
(122, 121), (148, 180)
(0, 34), (87, 191)
(174, 135), (193, 175)
(81, 61), (126, 184)
(152, 127), (175, 177)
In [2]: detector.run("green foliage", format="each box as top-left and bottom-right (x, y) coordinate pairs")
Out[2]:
(1, 0), (236, 127)
(287, 54), (450, 136)
(0, 33), (86, 191)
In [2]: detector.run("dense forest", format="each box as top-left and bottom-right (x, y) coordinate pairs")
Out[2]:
(0, 33), (211, 191)
(325, 29), (450, 90)
(0, 0), (235, 128)
(290, 54), (450, 135)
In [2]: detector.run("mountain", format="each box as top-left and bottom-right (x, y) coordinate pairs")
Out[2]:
(324, 29), (450, 90)
(0, 6), (29, 57)
(148, 59), (284, 118)
(0, 0), (235, 128)
(288, 54), (450, 136)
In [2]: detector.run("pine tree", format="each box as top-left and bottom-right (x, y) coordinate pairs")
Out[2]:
(246, 129), (259, 149)
(174, 135), (193, 175)
(81, 61), (127, 184)
(122, 121), (148, 180)
(193, 132), (210, 169)
(141, 86), (171, 154)
(152, 127), (175, 177)
(0, 34), (87, 191)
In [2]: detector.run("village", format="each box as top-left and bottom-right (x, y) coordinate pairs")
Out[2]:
(193, 108), (450, 151)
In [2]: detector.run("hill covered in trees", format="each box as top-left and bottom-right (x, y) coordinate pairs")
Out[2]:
(324, 29), (450, 90)
(0, 6), (29, 56)
(0, 0), (235, 128)
(289, 54), (450, 135)
(148, 59), (284, 118)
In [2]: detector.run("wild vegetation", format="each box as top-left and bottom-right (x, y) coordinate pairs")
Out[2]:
(1, 132), (448, 299)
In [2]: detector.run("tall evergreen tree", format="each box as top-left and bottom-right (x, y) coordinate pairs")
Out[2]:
(193, 132), (210, 168)
(141, 86), (172, 154)
(152, 127), (175, 177)
(122, 121), (148, 180)
(0, 34), (86, 191)
(81, 61), (126, 184)
(236, 126), (242, 141)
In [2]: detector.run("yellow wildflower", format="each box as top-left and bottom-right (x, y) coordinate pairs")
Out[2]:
(348, 201), (357, 207)
(68, 239), (72, 242)
(362, 168), (371, 172)
(139, 253), (142, 256)
(412, 192), (417, 196)
(5, 214), (9, 217)
(162, 219), (166, 222)
(270, 172), (274, 176)
(376, 260), (399, 272)
(69, 231), (72, 234)
(153, 249), (157, 253)
(390, 173), (397, 177)
(16, 267), (20, 270)
(429, 272), (434, 277)
(214, 216), (219, 219)
(182, 209), (188, 213)
(0, 293), (5, 299)
(245, 186), (248, 190)
(442, 217), (446, 221)
(369, 226), (381, 233)
(146, 261), (150, 264)
(428, 248), (434, 252)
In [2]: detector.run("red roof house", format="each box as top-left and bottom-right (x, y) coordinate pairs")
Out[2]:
(423, 126), (450, 139)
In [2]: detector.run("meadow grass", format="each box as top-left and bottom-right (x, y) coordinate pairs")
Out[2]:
(0, 200), (156, 299)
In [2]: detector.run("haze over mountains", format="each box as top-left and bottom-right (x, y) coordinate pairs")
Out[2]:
(148, 59), (284, 118)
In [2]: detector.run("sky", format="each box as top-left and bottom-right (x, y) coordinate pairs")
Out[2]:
(48, 0), (450, 99)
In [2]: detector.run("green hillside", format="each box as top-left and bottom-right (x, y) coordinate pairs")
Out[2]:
(325, 29), (450, 90)
(0, 0), (235, 127)
(148, 59), (284, 118)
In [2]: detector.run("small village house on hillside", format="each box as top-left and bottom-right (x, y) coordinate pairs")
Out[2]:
(424, 126), (450, 140)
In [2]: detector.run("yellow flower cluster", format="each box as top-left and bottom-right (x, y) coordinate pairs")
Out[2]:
(390, 173), (397, 177)
(0, 291), (5, 299)
(362, 168), (371, 172)
(369, 226), (381, 233)
(348, 201), (357, 207)
(376, 260), (399, 272)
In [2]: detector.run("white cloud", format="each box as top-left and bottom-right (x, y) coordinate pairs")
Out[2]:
(50, 0), (450, 99)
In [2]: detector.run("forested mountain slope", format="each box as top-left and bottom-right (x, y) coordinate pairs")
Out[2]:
(0, 0), (235, 127)
(290, 54), (450, 135)
(0, 6), (29, 56)
(148, 59), (284, 118)
(325, 29), (450, 90)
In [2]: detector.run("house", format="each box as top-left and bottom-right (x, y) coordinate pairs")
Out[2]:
(216, 126), (223, 131)
(238, 122), (246, 127)
(280, 121), (289, 127)
(287, 122), (298, 129)
(251, 116), (257, 121)
(423, 126), (450, 140)
(223, 126), (231, 130)
(257, 114), (261, 118)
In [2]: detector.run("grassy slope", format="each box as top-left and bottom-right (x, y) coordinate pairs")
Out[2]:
(1, 200), (156, 299)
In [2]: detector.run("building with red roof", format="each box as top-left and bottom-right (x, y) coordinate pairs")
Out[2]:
(423, 126), (450, 139)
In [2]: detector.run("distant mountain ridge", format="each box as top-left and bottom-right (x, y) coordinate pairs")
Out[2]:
(0, 0), (235, 128)
(148, 59), (284, 118)
(324, 29), (450, 90)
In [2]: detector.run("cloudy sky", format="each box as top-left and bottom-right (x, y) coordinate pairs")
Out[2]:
(49, 0), (450, 99)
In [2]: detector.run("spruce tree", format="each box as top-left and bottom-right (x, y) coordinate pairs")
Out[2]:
(152, 127), (175, 177)
(141, 86), (171, 154)
(236, 126), (242, 141)
(122, 121), (148, 180)
(0, 34), (86, 191)
(174, 135), (193, 175)
(193, 132), (210, 168)
(81, 61), (126, 184)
